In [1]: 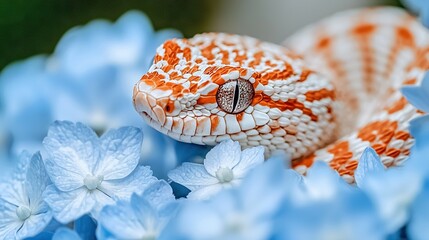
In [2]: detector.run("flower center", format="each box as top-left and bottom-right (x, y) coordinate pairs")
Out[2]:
(16, 205), (31, 221)
(83, 174), (104, 190)
(215, 167), (234, 183)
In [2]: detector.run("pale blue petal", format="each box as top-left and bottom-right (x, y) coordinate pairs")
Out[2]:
(232, 146), (264, 178)
(362, 169), (421, 232)
(168, 162), (218, 191)
(204, 140), (241, 176)
(89, 189), (116, 218)
(43, 185), (94, 224)
(140, 180), (175, 210)
(0, 198), (21, 238)
(187, 184), (223, 200)
(0, 181), (27, 209)
(52, 227), (81, 240)
(98, 197), (146, 239)
(410, 115), (429, 149)
(43, 121), (100, 191)
(16, 211), (53, 239)
(302, 161), (350, 200)
(239, 158), (301, 219)
(11, 151), (32, 182)
(26, 152), (51, 210)
(401, 73), (429, 112)
(96, 127), (143, 180)
(355, 147), (385, 188)
(164, 201), (223, 240)
(131, 196), (159, 235)
(99, 165), (157, 200)
(401, 86), (429, 112)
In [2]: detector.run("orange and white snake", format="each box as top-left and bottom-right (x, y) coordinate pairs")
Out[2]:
(133, 7), (429, 182)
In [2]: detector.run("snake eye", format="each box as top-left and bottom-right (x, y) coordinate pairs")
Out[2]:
(216, 78), (255, 114)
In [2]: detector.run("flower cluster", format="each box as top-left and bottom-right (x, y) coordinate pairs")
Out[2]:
(1, 3), (429, 239)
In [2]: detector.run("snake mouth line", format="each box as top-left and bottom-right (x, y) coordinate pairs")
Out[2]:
(141, 111), (215, 145)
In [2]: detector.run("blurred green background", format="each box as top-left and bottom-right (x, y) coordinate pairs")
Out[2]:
(0, 0), (215, 70)
(0, 0), (402, 71)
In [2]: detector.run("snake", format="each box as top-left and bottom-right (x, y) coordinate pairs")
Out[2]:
(133, 7), (429, 182)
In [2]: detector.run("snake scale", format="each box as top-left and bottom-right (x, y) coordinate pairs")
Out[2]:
(133, 7), (429, 182)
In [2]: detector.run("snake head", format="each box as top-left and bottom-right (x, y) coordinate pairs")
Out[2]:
(133, 33), (336, 158)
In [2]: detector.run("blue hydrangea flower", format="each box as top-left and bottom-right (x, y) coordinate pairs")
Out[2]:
(42, 121), (157, 223)
(168, 140), (264, 200)
(401, 71), (429, 113)
(162, 158), (300, 240)
(0, 56), (56, 154)
(0, 152), (52, 239)
(52, 227), (81, 240)
(49, 10), (181, 131)
(97, 180), (177, 239)
(276, 161), (386, 240)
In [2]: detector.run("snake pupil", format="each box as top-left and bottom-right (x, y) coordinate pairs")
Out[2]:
(232, 80), (240, 112)
(216, 78), (255, 114)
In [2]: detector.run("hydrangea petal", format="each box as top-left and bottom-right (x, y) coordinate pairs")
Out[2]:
(89, 190), (116, 218)
(232, 146), (264, 178)
(168, 162), (218, 191)
(301, 161), (349, 200)
(410, 115), (429, 149)
(43, 121), (99, 191)
(362, 169), (421, 232)
(43, 185), (94, 224)
(16, 211), (53, 239)
(401, 86), (429, 113)
(98, 197), (146, 239)
(95, 127), (143, 180)
(187, 184), (223, 200)
(204, 140), (242, 176)
(26, 152), (51, 210)
(355, 147), (385, 188)
(140, 180), (175, 209)
(99, 166), (157, 200)
(401, 73), (429, 113)
(52, 227), (81, 240)
(0, 198), (21, 238)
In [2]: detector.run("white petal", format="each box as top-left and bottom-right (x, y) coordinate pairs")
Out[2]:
(187, 184), (223, 200)
(43, 121), (100, 191)
(0, 198), (21, 238)
(168, 163), (219, 191)
(26, 153), (51, 210)
(140, 180), (175, 210)
(43, 185), (94, 224)
(99, 166), (157, 201)
(16, 211), (53, 239)
(233, 146), (264, 178)
(0, 181), (28, 208)
(95, 127), (143, 180)
(204, 140), (241, 176)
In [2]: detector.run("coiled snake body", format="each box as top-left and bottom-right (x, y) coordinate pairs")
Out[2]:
(133, 7), (429, 182)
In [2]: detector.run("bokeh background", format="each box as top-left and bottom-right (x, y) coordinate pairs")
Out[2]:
(0, 0), (402, 71)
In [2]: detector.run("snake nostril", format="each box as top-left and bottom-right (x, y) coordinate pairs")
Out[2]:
(166, 105), (171, 112)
